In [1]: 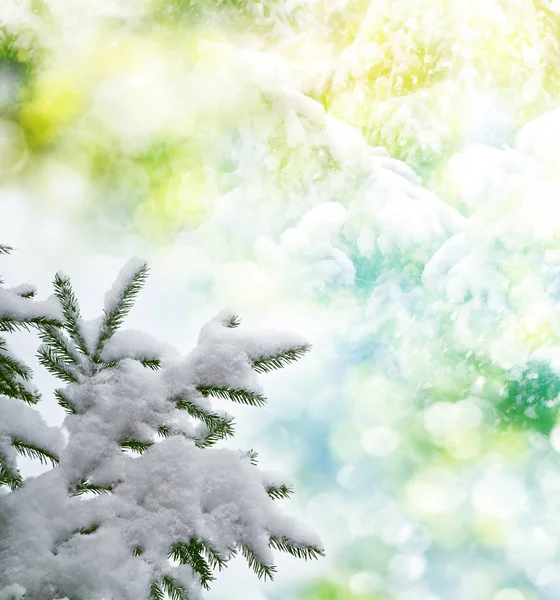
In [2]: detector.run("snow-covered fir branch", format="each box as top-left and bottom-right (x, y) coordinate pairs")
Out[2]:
(0, 245), (63, 490)
(0, 259), (323, 600)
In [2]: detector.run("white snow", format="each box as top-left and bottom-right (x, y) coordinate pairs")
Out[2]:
(0, 288), (62, 323)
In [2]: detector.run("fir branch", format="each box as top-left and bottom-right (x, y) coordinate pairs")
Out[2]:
(168, 540), (215, 590)
(203, 545), (230, 572)
(0, 341), (39, 402)
(268, 536), (325, 560)
(157, 425), (172, 437)
(37, 323), (81, 366)
(0, 377), (40, 404)
(173, 396), (235, 446)
(244, 449), (259, 466)
(161, 576), (190, 600)
(141, 358), (161, 370)
(11, 438), (59, 466)
(0, 314), (61, 334)
(0, 455), (22, 489)
(223, 314), (241, 328)
(52, 272), (89, 356)
(120, 438), (154, 454)
(197, 385), (267, 407)
(78, 524), (100, 535)
(55, 388), (78, 415)
(10, 284), (36, 299)
(252, 344), (311, 374)
(0, 342), (32, 380)
(149, 581), (165, 600)
(240, 545), (276, 581)
(37, 345), (80, 384)
(266, 484), (294, 500)
(72, 479), (114, 496)
(195, 417), (235, 449)
(93, 262), (149, 361)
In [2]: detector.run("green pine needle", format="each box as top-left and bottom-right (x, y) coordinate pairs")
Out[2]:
(73, 479), (114, 496)
(120, 438), (154, 454)
(269, 536), (325, 560)
(55, 389), (78, 414)
(52, 272), (89, 356)
(161, 576), (190, 600)
(0, 244), (13, 255)
(223, 314), (241, 328)
(240, 545), (276, 581)
(173, 397), (235, 446)
(37, 345), (80, 384)
(266, 484), (294, 500)
(78, 524), (100, 535)
(0, 314), (61, 334)
(197, 385), (266, 407)
(195, 417), (235, 448)
(141, 358), (161, 370)
(252, 344), (311, 374)
(0, 455), (23, 489)
(133, 546), (144, 556)
(245, 449), (259, 466)
(157, 425), (172, 437)
(168, 540), (215, 590)
(0, 342), (32, 381)
(204, 545), (230, 572)
(37, 323), (81, 367)
(149, 581), (165, 600)
(93, 262), (149, 361)
(11, 438), (59, 466)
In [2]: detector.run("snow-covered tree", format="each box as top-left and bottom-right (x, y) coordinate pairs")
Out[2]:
(0, 259), (324, 600)
(0, 243), (62, 490)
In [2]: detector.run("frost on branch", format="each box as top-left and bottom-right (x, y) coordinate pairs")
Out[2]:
(0, 244), (63, 490)
(0, 259), (323, 600)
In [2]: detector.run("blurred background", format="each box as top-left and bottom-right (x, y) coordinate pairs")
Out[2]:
(2, 0), (560, 598)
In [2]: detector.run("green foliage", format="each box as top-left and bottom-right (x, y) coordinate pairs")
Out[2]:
(173, 395), (235, 447)
(141, 358), (161, 370)
(78, 523), (100, 535)
(37, 344), (80, 384)
(93, 261), (149, 363)
(197, 384), (267, 406)
(252, 344), (311, 374)
(52, 272), (89, 356)
(11, 437), (58, 466)
(168, 539), (215, 590)
(269, 535), (325, 561)
(0, 456), (23, 489)
(224, 314), (241, 328)
(245, 448), (259, 466)
(54, 388), (78, 414)
(240, 544), (276, 581)
(150, 576), (189, 600)
(72, 479), (115, 496)
(41, 263), (154, 382)
(266, 483), (293, 500)
(499, 361), (560, 435)
(120, 438), (154, 454)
